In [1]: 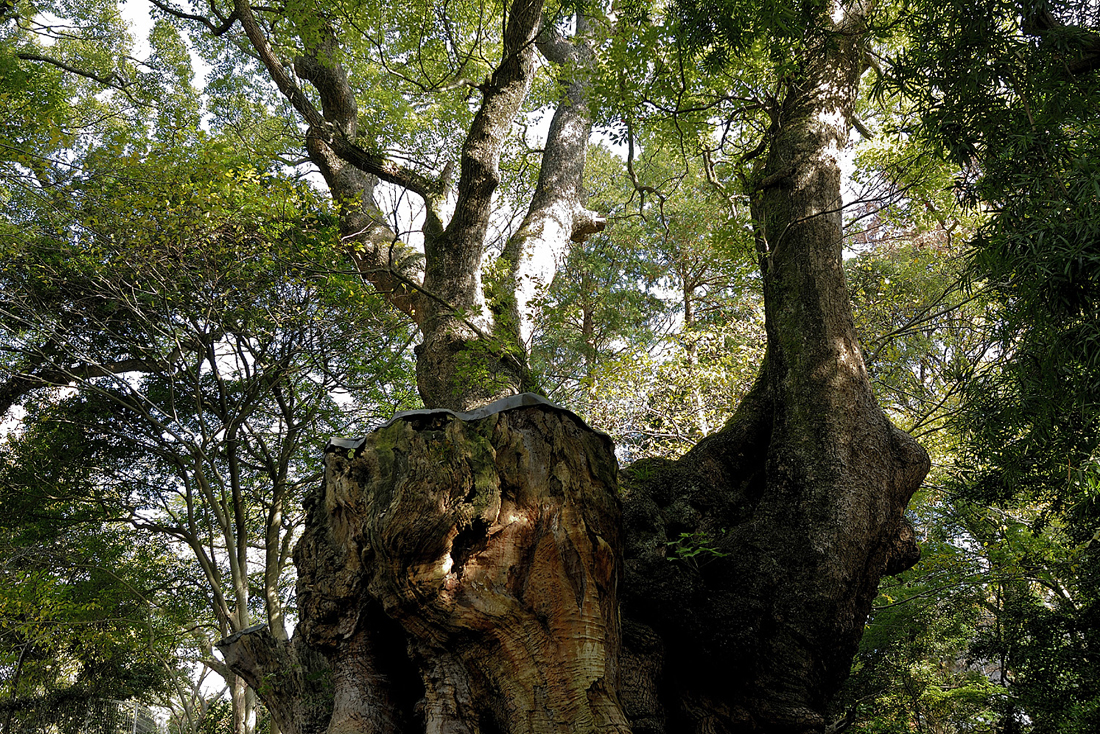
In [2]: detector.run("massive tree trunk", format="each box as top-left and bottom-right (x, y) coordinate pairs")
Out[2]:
(293, 395), (628, 734)
(617, 7), (928, 732)
(216, 2), (927, 734)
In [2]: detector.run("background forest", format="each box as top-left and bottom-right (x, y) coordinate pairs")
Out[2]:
(1, 0), (1099, 733)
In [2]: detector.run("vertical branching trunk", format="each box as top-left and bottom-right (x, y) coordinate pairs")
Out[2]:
(497, 13), (606, 352)
(234, 0), (604, 411)
(618, 4), (928, 733)
(414, 0), (547, 409)
(217, 3), (930, 734)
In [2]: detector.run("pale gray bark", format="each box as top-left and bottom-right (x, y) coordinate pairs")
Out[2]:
(496, 13), (606, 350)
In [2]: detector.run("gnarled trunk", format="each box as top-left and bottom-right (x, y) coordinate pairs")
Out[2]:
(217, 3), (927, 734)
(293, 395), (628, 734)
(616, 8), (929, 733)
(217, 627), (333, 734)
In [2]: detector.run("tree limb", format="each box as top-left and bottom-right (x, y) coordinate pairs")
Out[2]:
(0, 357), (164, 417)
(15, 52), (131, 89)
(144, 0), (238, 36)
(230, 0), (437, 197)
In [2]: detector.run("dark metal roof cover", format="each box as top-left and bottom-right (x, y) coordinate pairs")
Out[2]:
(325, 392), (610, 453)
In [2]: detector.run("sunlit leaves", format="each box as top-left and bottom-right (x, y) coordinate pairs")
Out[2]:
(873, 2), (1100, 729)
(0, 132), (418, 719)
(0, 524), (191, 729)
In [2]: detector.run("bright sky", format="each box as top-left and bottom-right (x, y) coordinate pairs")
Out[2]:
(120, 0), (153, 54)
(121, 0), (212, 86)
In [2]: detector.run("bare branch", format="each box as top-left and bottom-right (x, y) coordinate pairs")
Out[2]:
(144, 0), (239, 36)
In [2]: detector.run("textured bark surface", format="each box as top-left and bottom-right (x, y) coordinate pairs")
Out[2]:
(616, 7), (930, 733)
(218, 4), (932, 733)
(216, 627), (333, 734)
(293, 396), (629, 734)
(414, 0), (545, 411)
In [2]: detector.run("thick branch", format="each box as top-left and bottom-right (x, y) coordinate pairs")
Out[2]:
(231, 0), (435, 197)
(305, 135), (425, 322)
(425, 0), (545, 316)
(498, 10), (602, 347)
(217, 626), (333, 734)
(283, 20), (426, 319)
(1021, 3), (1100, 75)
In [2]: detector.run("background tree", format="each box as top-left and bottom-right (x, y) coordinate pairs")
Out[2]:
(0, 523), (188, 734)
(897, 1), (1100, 731)
(0, 131), (417, 733)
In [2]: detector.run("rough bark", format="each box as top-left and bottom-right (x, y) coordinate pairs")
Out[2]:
(414, 0), (547, 410)
(293, 27), (424, 322)
(615, 6), (929, 733)
(292, 394), (629, 734)
(216, 627), (333, 734)
(231, 0), (609, 412)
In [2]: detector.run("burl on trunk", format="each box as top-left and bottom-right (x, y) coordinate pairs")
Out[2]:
(293, 395), (630, 734)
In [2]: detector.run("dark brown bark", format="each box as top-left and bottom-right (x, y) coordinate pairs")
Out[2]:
(293, 27), (424, 322)
(0, 355), (163, 417)
(615, 8), (928, 733)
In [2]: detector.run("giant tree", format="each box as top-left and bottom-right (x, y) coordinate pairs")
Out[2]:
(206, 0), (930, 731)
(5, 0), (933, 732)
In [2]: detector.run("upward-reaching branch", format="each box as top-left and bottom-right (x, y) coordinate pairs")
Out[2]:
(230, 0), (437, 197)
(424, 0), (546, 316)
(497, 10), (606, 349)
(292, 26), (426, 321)
(412, 0), (548, 409)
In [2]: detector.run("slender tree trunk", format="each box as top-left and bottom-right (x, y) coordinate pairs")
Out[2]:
(680, 269), (710, 437)
(230, 676), (256, 734)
